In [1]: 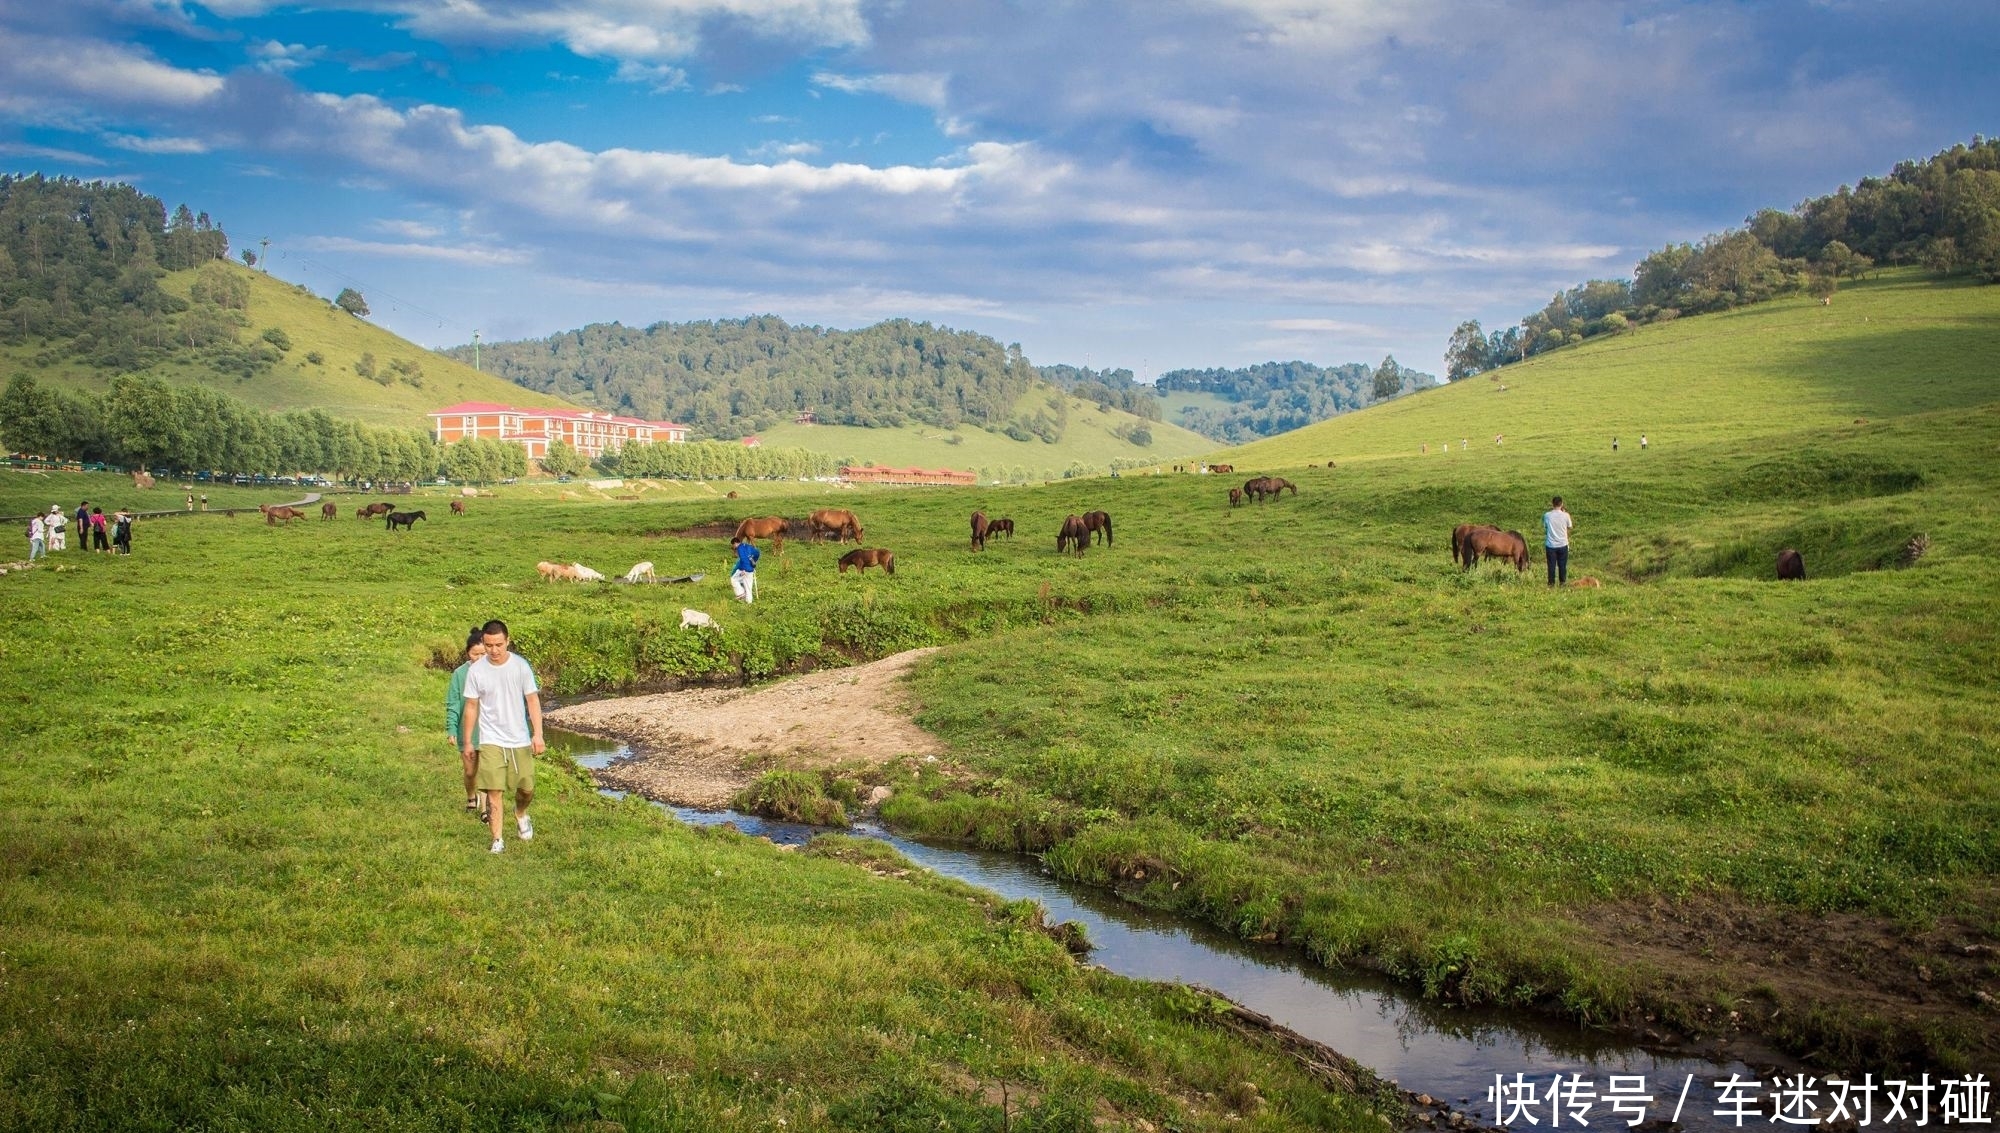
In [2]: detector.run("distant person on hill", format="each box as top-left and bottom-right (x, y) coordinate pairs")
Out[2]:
(27, 513), (45, 562)
(1542, 496), (1573, 587)
(45, 505), (65, 552)
(1640, 434), (1648, 450)
(461, 619), (544, 854)
(730, 536), (760, 604)
(185, 493), (194, 512)
(89, 507), (109, 552)
(1612, 437), (1619, 452)
(200, 494), (208, 511)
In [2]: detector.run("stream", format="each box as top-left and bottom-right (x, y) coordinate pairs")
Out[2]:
(549, 728), (1798, 1131)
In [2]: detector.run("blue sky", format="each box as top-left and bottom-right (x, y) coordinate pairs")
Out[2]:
(1, 1), (1993, 378)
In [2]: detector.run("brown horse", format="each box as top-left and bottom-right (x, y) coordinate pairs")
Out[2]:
(734, 515), (788, 551)
(1083, 510), (1112, 545)
(385, 510), (426, 532)
(807, 508), (862, 544)
(262, 505), (306, 526)
(970, 510), (990, 551)
(1461, 528), (1529, 572)
(1451, 523), (1499, 563)
(1228, 487), (1244, 508)
(450, 499), (466, 515)
(1265, 477), (1297, 498)
(320, 501), (338, 520)
(1244, 476), (1272, 502)
(358, 501), (395, 519)
(1210, 463), (1234, 474)
(1056, 514), (1089, 554)
(989, 517), (1013, 539)
(1777, 549), (1806, 581)
(838, 548), (896, 574)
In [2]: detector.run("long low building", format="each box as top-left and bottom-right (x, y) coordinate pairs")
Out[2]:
(840, 464), (977, 486)
(429, 402), (689, 461)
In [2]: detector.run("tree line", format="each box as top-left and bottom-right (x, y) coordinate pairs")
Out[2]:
(1155, 357), (1436, 444)
(447, 316), (1052, 440)
(1446, 135), (2000, 381)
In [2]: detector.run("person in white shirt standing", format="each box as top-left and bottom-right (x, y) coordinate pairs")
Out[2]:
(1542, 496), (1573, 587)
(27, 513), (45, 561)
(460, 619), (545, 853)
(45, 505), (65, 552)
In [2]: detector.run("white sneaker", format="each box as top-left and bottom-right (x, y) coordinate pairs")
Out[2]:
(490, 838), (504, 854)
(518, 815), (534, 841)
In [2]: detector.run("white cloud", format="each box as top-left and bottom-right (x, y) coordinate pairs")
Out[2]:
(252, 40), (325, 73)
(746, 140), (822, 159)
(0, 34), (222, 107)
(394, 0), (869, 64)
(105, 132), (210, 154)
(0, 141), (106, 165)
(612, 60), (689, 92)
(374, 218), (445, 239)
(299, 234), (530, 266)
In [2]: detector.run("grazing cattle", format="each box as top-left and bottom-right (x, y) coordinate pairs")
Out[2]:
(1056, 514), (1089, 555)
(1461, 528), (1529, 572)
(570, 562), (606, 582)
(385, 510), (426, 532)
(807, 508), (862, 544)
(320, 502), (338, 520)
(1570, 576), (1603, 589)
(261, 505), (306, 526)
(971, 510), (990, 551)
(839, 548), (896, 574)
(623, 561), (656, 583)
(733, 516), (789, 552)
(990, 517), (1013, 539)
(1229, 488), (1244, 508)
(537, 561), (579, 582)
(449, 499), (466, 515)
(1777, 549), (1806, 581)
(680, 608), (718, 630)
(1083, 510), (1113, 545)
(1451, 523), (1499, 563)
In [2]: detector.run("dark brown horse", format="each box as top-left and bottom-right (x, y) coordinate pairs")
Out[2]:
(734, 515), (788, 551)
(1265, 477), (1297, 498)
(1082, 510), (1112, 545)
(1228, 487), (1244, 508)
(320, 501), (338, 520)
(1777, 549), (1806, 581)
(1244, 476), (1272, 502)
(970, 510), (990, 551)
(1461, 528), (1529, 572)
(1056, 514), (1089, 555)
(358, 501), (395, 519)
(1451, 523), (1499, 563)
(449, 499), (466, 515)
(807, 508), (862, 544)
(838, 548), (895, 574)
(385, 510), (426, 532)
(989, 517), (1013, 539)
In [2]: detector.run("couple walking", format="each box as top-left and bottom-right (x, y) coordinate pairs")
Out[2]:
(445, 620), (542, 854)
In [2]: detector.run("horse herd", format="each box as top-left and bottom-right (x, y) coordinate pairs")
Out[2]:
(259, 499), (462, 530)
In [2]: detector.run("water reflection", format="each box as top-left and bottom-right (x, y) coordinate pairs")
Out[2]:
(553, 730), (1774, 1130)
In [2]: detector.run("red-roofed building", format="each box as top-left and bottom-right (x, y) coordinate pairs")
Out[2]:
(839, 464), (976, 486)
(428, 402), (689, 462)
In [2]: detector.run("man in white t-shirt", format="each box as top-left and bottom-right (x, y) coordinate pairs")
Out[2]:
(460, 619), (545, 853)
(1542, 496), (1573, 587)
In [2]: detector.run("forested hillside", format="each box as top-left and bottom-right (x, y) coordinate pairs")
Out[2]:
(1154, 357), (1437, 444)
(450, 317), (1048, 440)
(1446, 135), (2000, 380)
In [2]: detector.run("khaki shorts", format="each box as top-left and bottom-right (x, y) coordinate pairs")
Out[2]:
(475, 744), (535, 794)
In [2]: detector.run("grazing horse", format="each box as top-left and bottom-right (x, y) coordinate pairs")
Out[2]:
(1461, 528), (1529, 572)
(990, 517), (1014, 539)
(1228, 488), (1244, 508)
(261, 505), (306, 526)
(320, 501), (338, 520)
(1451, 523), (1499, 563)
(1243, 476), (1272, 502)
(1264, 477), (1297, 498)
(971, 510), (990, 551)
(1211, 463), (1234, 474)
(358, 501), (394, 519)
(354, 506), (372, 519)
(807, 508), (862, 544)
(1776, 549), (1806, 581)
(449, 499), (466, 515)
(1056, 514), (1089, 555)
(385, 510), (426, 532)
(1082, 510), (1113, 545)
(839, 548), (896, 574)
(733, 515), (788, 551)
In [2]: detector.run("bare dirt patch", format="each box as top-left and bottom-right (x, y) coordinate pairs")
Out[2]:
(1578, 893), (1999, 1070)
(546, 647), (945, 808)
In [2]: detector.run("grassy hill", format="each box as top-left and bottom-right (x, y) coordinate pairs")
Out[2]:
(1221, 269), (2000, 469)
(755, 389), (1213, 475)
(2, 263), (578, 430)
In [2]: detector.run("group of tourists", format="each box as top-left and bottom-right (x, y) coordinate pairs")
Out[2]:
(444, 620), (543, 854)
(25, 502), (129, 561)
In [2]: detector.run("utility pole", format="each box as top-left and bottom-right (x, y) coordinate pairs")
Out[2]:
(473, 330), (481, 372)
(259, 237), (269, 271)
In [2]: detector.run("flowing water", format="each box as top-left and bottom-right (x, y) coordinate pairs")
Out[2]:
(550, 729), (1821, 1132)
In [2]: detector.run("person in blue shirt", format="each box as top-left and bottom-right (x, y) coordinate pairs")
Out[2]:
(730, 536), (760, 603)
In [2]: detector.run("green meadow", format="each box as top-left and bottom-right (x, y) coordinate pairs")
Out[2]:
(3, 267), (1998, 1127)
